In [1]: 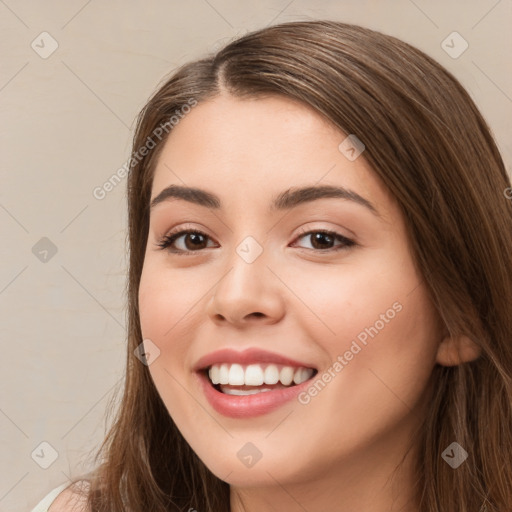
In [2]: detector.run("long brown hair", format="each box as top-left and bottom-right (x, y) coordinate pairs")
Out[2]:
(70, 20), (512, 511)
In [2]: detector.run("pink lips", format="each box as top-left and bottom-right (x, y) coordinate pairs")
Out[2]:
(193, 348), (316, 418)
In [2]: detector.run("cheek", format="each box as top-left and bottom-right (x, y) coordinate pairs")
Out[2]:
(310, 278), (439, 428)
(138, 266), (206, 431)
(138, 261), (204, 342)
(138, 261), (210, 389)
(281, 250), (413, 349)
(290, 271), (439, 465)
(288, 249), (439, 396)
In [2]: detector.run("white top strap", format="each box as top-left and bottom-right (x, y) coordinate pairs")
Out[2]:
(30, 482), (71, 512)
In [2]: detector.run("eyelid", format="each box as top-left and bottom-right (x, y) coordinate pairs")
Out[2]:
(294, 223), (350, 239)
(161, 223), (212, 239)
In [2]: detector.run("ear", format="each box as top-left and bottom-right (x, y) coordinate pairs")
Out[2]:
(436, 333), (482, 366)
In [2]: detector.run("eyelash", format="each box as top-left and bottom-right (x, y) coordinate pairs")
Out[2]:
(155, 225), (356, 255)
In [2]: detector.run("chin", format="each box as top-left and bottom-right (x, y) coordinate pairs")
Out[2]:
(192, 439), (316, 488)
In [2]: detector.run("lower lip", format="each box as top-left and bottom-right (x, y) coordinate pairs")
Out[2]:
(196, 371), (313, 418)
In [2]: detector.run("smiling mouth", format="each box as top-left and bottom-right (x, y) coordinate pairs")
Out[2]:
(204, 363), (318, 396)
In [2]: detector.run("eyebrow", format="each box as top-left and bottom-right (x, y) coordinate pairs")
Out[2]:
(150, 184), (379, 216)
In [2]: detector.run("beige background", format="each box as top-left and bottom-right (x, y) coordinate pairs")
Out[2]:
(0, 1), (511, 510)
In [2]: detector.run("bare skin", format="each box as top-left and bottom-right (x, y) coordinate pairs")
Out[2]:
(136, 93), (480, 512)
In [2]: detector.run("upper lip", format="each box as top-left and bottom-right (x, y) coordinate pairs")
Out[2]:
(193, 348), (316, 372)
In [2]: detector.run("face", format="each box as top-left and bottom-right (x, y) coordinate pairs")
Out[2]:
(138, 94), (444, 490)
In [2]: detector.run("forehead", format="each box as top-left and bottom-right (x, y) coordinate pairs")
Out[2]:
(150, 94), (394, 216)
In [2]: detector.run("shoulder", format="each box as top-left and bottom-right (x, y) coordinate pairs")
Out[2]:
(48, 481), (91, 512)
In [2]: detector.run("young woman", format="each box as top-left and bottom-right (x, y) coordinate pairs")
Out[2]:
(33, 19), (512, 512)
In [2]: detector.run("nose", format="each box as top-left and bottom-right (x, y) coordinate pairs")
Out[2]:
(206, 248), (286, 327)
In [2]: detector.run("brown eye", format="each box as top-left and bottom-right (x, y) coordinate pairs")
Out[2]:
(156, 230), (215, 253)
(293, 230), (355, 252)
(181, 232), (209, 250)
(309, 232), (335, 250)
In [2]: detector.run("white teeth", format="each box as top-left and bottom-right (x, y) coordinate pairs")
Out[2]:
(228, 364), (245, 385)
(208, 363), (314, 387)
(221, 387), (273, 396)
(209, 365), (220, 384)
(218, 363), (229, 385)
(263, 364), (280, 384)
(279, 366), (294, 386)
(294, 367), (314, 385)
(244, 364), (264, 386)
